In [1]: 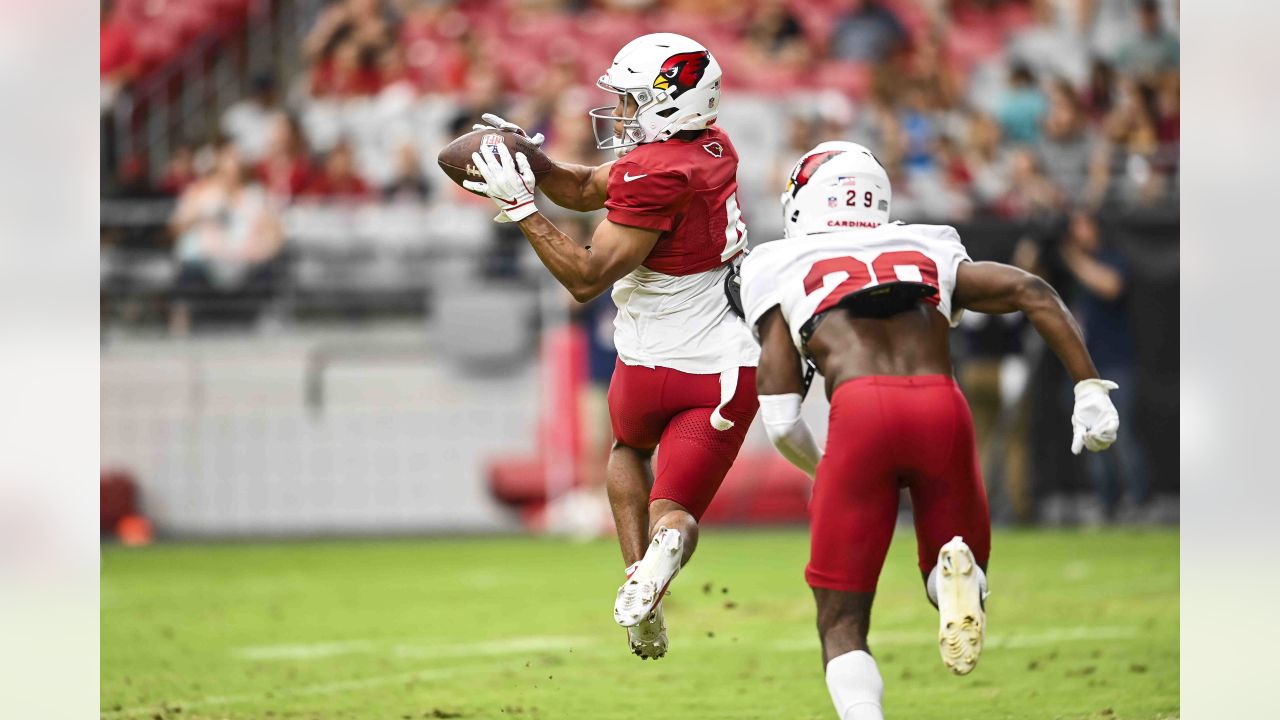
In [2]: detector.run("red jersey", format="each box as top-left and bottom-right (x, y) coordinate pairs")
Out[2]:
(604, 126), (748, 276)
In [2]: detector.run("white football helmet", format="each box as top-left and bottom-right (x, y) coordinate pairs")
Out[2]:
(589, 33), (722, 157)
(781, 141), (892, 238)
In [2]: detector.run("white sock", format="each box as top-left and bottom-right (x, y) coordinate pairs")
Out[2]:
(825, 650), (884, 720)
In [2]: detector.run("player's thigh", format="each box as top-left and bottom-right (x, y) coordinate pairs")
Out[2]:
(908, 386), (991, 574)
(806, 385), (900, 594)
(650, 404), (752, 520)
(606, 360), (669, 450)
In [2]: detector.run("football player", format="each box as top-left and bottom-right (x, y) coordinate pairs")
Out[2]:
(741, 142), (1120, 719)
(463, 33), (759, 660)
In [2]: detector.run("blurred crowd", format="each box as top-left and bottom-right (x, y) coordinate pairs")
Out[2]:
(100, 0), (1179, 523)
(103, 0), (1179, 217)
(101, 0), (1179, 337)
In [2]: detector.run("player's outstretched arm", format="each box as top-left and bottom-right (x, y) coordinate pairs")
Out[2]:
(953, 261), (1096, 382)
(539, 161), (613, 213)
(464, 141), (655, 302)
(472, 113), (612, 212)
(519, 215), (657, 302)
(755, 307), (822, 478)
(953, 261), (1119, 454)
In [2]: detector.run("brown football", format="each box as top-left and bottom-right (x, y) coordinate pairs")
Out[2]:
(436, 128), (554, 195)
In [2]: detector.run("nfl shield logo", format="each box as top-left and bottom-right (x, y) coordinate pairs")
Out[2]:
(827, 196), (838, 208)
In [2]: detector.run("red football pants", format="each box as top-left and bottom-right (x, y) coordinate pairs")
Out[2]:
(607, 360), (759, 520)
(806, 375), (991, 593)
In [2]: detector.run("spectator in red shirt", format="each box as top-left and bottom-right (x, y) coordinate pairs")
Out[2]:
(312, 39), (382, 98)
(936, 134), (973, 190)
(1154, 72), (1179, 145)
(302, 143), (371, 201)
(159, 143), (199, 196)
(303, 0), (394, 68)
(257, 113), (315, 203)
(377, 46), (418, 95)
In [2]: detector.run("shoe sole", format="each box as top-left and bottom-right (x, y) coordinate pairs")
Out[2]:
(937, 537), (984, 675)
(614, 530), (682, 627)
(628, 609), (668, 660)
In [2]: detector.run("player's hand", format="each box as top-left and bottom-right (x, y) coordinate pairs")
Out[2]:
(1071, 379), (1120, 455)
(463, 141), (538, 223)
(473, 113), (545, 147)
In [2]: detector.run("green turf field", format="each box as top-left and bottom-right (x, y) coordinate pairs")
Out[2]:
(101, 528), (1178, 720)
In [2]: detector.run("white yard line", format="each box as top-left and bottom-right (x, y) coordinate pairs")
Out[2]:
(236, 640), (376, 660)
(233, 634), (595, 662)
(393, 635), (593, 659)
(771, 625), (1139, 652)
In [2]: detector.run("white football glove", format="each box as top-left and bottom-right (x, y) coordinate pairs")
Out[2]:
(472, 112), (546, 147)
(1071, 379), (1120, 455)
(462, 140), (539, 223)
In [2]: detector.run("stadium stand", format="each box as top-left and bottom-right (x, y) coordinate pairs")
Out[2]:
(101, 0), (1179, 535)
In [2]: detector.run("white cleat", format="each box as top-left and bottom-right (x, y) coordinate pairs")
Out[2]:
(627, 604), (668, 660)
(614, 528), (682, 628)
(936, 536), (985, 675)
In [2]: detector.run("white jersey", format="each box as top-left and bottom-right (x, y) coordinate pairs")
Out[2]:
(740, 223), (971, 354)
(611, 262), (760, 373)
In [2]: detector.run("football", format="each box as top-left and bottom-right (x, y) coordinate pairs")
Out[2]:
(437, 128), (554, 195)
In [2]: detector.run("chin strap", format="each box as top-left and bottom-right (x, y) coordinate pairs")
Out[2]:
(801, 358), (817, 399)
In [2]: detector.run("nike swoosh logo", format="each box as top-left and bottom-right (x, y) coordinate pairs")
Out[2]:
(623, 172), (648, 182)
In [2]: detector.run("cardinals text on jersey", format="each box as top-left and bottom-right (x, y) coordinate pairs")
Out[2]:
(741, 223), (971, 355)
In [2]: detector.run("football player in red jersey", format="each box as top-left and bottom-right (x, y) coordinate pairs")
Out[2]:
(463, 33), (759, 660)
(741, 142), (1120, 719)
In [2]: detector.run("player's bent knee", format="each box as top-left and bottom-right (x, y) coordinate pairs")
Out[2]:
(648, 500), (698, 534)
(648, 498), (692, 518)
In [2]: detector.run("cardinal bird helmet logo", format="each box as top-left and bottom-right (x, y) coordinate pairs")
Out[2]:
(653, 51), (710, 100)
(785, 150), (844, 198)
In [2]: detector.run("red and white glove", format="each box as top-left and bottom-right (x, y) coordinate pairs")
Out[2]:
(463, 140), (539, 223)
(1071, 379), (1120, 455)
(472, 112), (546, 147)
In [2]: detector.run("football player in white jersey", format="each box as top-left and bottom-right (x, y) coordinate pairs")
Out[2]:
(740, 142), (1120, 720)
